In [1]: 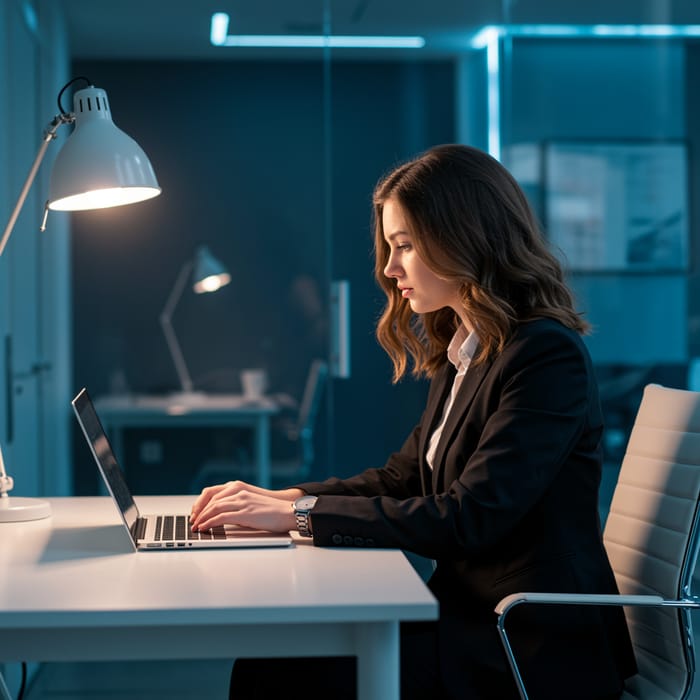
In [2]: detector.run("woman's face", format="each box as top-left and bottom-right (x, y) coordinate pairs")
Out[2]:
(382, 198), (465, 321)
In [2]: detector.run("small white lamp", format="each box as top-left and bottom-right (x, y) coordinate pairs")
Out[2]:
(0, 76), (161, 522)
(160, 246), (231, 397)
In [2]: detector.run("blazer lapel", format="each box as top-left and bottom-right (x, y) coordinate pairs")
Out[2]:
(431, 356), (492, 493)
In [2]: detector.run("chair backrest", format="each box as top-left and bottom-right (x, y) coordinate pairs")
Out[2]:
(294, 359), (328, 468)
(603, 383), (700, 700)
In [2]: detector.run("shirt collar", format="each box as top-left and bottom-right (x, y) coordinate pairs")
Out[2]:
(447, 325), (479, 372)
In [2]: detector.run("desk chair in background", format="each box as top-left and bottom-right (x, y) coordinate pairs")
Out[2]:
(191, 359), (328, 492)
(496, 383), (700, 700)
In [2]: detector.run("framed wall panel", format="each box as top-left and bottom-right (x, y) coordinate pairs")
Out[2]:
(544, 141), (689, 272)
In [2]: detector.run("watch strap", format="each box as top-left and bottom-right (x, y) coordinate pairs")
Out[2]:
(295, 510), (313, 537)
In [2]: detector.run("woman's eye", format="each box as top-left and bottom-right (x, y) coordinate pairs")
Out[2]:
(397, 243), (411, 251)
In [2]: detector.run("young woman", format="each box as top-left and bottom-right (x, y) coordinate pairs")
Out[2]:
(190, 144), (636, 699)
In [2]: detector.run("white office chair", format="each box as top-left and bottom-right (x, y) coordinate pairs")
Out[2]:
(191, 359), (328, 491)
(496, 383), (700, 700)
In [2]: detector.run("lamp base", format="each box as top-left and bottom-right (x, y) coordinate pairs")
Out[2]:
(0, 496), (52, 522)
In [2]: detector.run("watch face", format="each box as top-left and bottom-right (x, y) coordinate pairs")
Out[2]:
(296, 495), (318, 511)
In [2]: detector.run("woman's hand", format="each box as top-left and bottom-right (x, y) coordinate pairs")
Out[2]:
(190, 481), (304, 533)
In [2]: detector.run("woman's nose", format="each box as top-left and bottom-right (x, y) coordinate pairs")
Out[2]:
(384, 255), (399, 278)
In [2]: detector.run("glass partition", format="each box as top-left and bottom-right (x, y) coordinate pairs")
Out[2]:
(68, 1), (700, 493)
(493, 1), (700, 464)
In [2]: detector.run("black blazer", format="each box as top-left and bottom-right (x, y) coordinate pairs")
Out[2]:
(296, 318), (636, 699)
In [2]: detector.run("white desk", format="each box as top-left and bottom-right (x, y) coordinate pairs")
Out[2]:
(93, 394), (280, 488)
(0, 496), (437, 700)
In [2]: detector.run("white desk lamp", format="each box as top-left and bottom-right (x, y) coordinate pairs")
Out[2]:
(0, 76), (161, 522)
(159, 246), (231, 398)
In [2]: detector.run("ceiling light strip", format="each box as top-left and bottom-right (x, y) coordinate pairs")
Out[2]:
(210, 13), (425, 49)
(475, 23), (700, 42)
(470, 23), (700, 162)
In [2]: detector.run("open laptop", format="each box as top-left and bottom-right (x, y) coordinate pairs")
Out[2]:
(71, 387), (293, 551)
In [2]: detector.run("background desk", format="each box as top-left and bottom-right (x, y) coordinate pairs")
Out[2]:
(0, 496), (437, 700)
(93, 394), (280, 489)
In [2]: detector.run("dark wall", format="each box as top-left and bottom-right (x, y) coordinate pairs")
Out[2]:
(70, 58), (455, 493)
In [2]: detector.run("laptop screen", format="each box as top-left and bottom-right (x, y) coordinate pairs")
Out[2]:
(72, 387), (139, 534)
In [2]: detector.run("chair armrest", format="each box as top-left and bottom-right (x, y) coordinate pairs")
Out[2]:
(494, 592), (699, 700)
(495, 592), (665, 616)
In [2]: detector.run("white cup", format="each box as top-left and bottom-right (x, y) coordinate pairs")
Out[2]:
(241, 369), (267, 399)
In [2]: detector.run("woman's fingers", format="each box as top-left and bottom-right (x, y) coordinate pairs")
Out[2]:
(191, 481), (302, 524)
(191, 481), (240, 522)
(192, 489), (295, 533)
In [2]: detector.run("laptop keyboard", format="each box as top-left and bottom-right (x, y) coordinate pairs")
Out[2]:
(136, 515), (227, 541)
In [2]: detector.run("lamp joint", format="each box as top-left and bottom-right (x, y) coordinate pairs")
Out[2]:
(43, 112), (74, 142)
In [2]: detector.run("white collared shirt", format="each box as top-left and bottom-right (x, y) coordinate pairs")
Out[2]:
(425, 326), (480, 471)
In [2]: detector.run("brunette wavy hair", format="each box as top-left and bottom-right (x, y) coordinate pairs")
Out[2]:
(373, 144), (589, 382)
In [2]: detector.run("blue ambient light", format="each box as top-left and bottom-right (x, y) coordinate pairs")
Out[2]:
(469, 23), (700, 161)
(210, 12), (425, 49)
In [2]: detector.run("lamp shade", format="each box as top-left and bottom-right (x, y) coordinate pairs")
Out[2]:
(48, 86), (161, 211)
(192, 246), (231, 293)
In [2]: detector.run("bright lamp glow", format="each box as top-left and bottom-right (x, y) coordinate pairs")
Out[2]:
(47, 85), (160, 212)
(192, 245), (231, 294)
(194, 273), (231, 294)
(50, 187), (161, 211)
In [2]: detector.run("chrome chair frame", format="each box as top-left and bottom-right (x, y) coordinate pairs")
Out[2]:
(497, 594), (700, 700)
(495, 384), (700, 700)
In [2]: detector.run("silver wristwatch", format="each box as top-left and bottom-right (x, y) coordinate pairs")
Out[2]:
(293, 495), (318, 537)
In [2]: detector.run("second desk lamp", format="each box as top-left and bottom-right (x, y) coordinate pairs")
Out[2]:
(159, 246), (231, 399)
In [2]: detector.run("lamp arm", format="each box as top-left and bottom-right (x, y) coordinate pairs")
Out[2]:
(0, 443), (13, 498)
(0, 113), (74, 257)
(159, 260), (195, 393)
